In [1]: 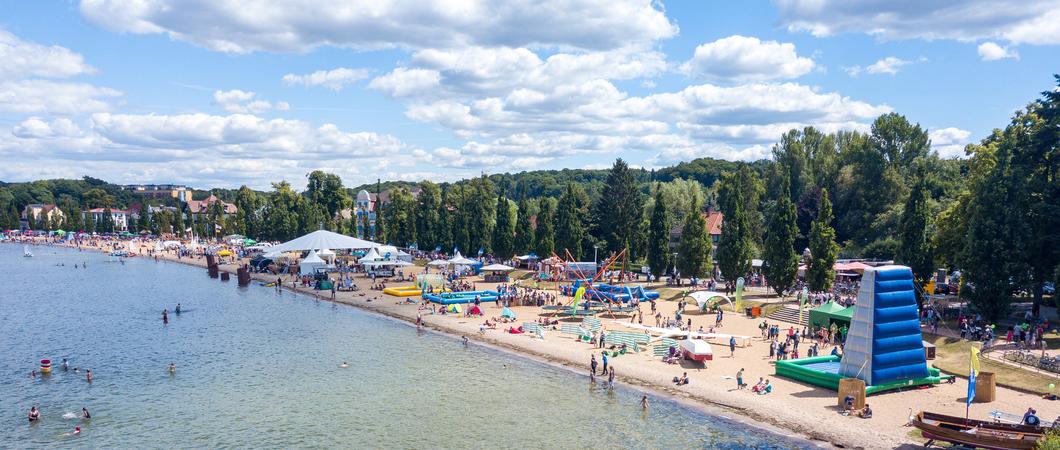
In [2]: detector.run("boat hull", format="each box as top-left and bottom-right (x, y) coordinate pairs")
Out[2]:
(911, 411), (1041, 450)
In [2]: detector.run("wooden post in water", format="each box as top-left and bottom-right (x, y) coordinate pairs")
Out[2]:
(237, 266), (250, 286)
(220, 272), (230, 281)
(206, 254), (219, 278)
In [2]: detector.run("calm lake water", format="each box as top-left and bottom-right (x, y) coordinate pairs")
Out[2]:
(1, 244), (811, 449)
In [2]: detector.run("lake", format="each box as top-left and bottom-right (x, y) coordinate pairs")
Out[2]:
(0, 244), (811, 449)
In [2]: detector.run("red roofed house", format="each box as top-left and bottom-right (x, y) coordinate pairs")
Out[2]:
(669, 209), (724, 252)
(186, 195), (237, 216)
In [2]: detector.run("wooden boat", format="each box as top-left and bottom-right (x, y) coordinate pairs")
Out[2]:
(910, 411), (1044, 449)
(679, 338), (713, 362)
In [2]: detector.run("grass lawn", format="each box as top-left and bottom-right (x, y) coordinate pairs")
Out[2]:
(926, 334), (1060, 394)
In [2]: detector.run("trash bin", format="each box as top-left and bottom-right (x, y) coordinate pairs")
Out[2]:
(745, 307), (753, 317)
(751, 306), (762, 317)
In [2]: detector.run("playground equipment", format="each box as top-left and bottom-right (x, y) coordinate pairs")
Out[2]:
(424, 290), (502, 305)
(560, 279), (660, 302)
(383, 285), (424, 297)
(775, 265), (953, 394)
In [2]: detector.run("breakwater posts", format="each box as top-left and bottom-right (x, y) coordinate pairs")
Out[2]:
(206, 254), (219, 278)
(220, 272), (230, 281)
(237, 266), (250, 287)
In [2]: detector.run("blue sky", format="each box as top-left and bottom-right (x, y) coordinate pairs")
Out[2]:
(1, 1), (1057, 189)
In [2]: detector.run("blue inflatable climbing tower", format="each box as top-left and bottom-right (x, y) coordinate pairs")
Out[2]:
(838, 265), (929, 386)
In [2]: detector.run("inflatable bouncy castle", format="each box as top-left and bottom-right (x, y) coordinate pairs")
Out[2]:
(775, 265), (952, 394)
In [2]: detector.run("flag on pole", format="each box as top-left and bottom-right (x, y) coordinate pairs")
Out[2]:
(967, 346), (980, 417)
(798, 286), (809, 325)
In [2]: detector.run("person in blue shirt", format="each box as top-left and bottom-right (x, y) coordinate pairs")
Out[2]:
(601, 352), (608, 374)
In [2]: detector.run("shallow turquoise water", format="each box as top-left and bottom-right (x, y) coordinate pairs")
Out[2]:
(0, 244), (810, 449)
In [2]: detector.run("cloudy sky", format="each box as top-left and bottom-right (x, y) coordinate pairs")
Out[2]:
(2, 1), (1058, 189)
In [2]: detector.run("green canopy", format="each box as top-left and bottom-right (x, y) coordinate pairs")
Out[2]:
(53, 230), (66, 235)
(243, 238), (257, 245)
(120, 231), (135, 237)
(808, 301), (854, 330)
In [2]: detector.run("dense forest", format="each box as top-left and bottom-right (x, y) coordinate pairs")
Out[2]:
(3, 76), (1058, 320)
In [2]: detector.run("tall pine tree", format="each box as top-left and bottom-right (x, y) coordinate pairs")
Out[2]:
(646, 185), (670, 278)
(717, 171), (755, 281)
(807, 189), (839, 292)
(534, 198), (556, 257)
(676, 201), (712, 279)
(492, 195), (516, 258)
(762, 175), (799, 296)
(513, 198), (534, 255)
(897, 171), (934, 307)
(592, 159), (643, 258)
(554, 183), (586, 259)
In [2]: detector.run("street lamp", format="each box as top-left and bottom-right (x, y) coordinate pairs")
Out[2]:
(593, 245), (598, 264)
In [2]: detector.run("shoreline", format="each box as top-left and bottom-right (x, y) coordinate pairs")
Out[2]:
(23, 241), (833, 447)
(18, 239), (1060, 449)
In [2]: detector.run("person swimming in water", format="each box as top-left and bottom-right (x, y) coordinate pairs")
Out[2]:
(28, 406), (40, 422)
(162, 309), (168, 324)
(81, 408), (90, 419)
(175, 303), (181, 314)
(339, 361), (349, 368)
(62, 358), (69, 372)
(641, 394), (649, 410)
(86, 369), (92, 383)
(168, 363), (176, 373)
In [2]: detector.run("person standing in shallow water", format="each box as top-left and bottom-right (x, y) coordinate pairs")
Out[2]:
(162, 309), (168, 325)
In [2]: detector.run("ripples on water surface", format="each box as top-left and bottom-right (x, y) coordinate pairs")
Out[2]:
(0, 244), (811, 449)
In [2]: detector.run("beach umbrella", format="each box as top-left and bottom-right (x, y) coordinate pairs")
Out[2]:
(501, 307), (516, 319)
(447, 304), (462, 314)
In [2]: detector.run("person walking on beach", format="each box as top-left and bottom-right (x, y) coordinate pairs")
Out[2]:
(601, 352), (608, 374)
(729, 336), (737, 357)
(737, 368), (745, 390)
(590, 354), (598, 375)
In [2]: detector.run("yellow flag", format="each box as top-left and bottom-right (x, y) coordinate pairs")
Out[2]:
(969, 346), (980, 374)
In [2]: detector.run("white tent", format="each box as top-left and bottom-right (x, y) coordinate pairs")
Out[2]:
(480, 263), (515, 272)
(361, 247), (382, 262)
(449, 251), (477, 265)
(427, 259), (451, 267)
(299, 250), (328, 275)
(270, 230), (378, 253)
(317, 248), (336, 262)
(688, 291), (735, 311)
(375, 245), (413, 263)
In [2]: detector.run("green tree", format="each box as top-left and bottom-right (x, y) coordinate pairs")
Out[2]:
(513, 198), (534, 255)
(492, 195), (516, 258)
(717, 169), (756, 281)
(383, 187), (416, 247)
(646, 185), (670, 278)
(534, 198), (556, 257)
(233, 185), (262, 238)
(173, 205), (186, 237)
(100, 208), (114, 233)
(465, 176), (497, 255)
(305, 171), (349, 220)
(554, 183), (587, 259)
(415, 181), (442, 249)
(84, 209), (96, 233)
(676, 201), (712, 279)
(137, 202), (150, 232)
(807, 189), (839, 292)
(762, 176), (799, 296)
(592, 159), (644, 259)
(897, 171), (935, 308)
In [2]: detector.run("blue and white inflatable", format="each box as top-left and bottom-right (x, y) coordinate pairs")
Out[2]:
(839, 265), (929, 385)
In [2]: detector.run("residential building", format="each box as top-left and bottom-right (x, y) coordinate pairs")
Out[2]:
(186, 195), (237, 216)
(668, 209), (724, 251)
(22, 204), (65, 225)
(86, 208), (131, 232)
(124, 184), (191, 202)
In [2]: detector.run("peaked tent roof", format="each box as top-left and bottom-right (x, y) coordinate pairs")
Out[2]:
(269, 230), (378, 253)
(480, 263), (515, 271)
(302, 250), (325, 264)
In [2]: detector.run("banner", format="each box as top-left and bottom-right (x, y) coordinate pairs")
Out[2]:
(571, 285), (587, 317)
(967, 346), (980, 417)
(735, 277), (745, 312)
(798, 286), (809, 326)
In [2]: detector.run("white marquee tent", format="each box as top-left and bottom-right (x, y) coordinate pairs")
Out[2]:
(269, 230), (378, 253)
(299, 250), (329, 275)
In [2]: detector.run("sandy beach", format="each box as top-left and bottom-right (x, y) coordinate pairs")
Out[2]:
(33, 239), (1060, 449)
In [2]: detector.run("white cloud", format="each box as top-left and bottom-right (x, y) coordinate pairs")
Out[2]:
(977, 42), (1019, 61)
(0, 79), (121, 114)
(845, 57), (922, 77)
(12, 117), (84, 138)
(930, 127), (973, 158)
(368, 68), (442, 97)
(682, 35), (815, 82)
(212, 89), (289, 114)
(0, 29), (95, 79)
(774, 0), (1060, 45)
(80, 0), (678, 53)
(282, 68), (370, 91)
